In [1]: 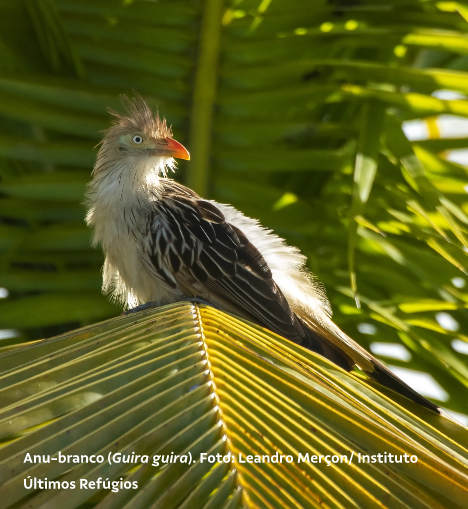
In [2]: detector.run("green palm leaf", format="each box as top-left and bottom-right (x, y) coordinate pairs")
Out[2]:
(0, 303), (467, 509)
(0, 0), (467, 426)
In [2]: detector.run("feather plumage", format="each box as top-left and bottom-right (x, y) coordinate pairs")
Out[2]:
(86, 94), (442, 415)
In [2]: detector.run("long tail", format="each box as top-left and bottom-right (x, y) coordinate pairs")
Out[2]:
(298, 315), (441, 414)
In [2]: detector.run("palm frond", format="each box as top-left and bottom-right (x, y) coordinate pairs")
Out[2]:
(0, 303), (467, 508)
(0, 0), (467, 416)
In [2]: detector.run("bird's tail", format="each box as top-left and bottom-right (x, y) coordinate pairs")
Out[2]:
(298, 315), (442, 415)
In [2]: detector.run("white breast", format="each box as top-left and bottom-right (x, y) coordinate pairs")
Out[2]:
(86, 158), (176, 308)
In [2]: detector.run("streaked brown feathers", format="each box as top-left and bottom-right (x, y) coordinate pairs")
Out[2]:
(86, 94), (442, 416)
(141, 180), (440, 414)
(146, 180), (322, 348)
(105, 92), (172, 140)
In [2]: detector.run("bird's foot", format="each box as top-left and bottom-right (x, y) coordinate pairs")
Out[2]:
(175, 296), (213, 307)
(121, 297), (215, 316)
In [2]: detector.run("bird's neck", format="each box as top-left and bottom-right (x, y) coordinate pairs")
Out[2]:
(90, 153), (167, 201)
(85, 155), (167, 246)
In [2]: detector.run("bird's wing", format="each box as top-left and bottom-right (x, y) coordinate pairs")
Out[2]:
(140, 183), (440, 413)
(140, 184), (326, 353)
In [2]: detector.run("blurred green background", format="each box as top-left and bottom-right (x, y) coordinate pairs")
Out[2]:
(1, 0), (468, 419)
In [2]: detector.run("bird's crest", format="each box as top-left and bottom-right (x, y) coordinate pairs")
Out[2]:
(105, 92), (172, 140)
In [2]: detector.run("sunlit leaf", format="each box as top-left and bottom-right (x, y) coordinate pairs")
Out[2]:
(0, 303), (467, 508)
(0, 0), (468, 484)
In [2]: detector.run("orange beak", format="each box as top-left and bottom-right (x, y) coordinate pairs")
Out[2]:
(165, 138), (190, 160)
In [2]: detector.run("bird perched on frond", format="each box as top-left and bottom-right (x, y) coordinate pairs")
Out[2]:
(86, 93), (441, 415)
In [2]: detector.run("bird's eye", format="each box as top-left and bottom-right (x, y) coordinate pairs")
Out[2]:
(132, 135), (143, 144)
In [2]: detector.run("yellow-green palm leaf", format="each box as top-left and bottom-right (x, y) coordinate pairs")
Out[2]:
(1, 302), (467, 508)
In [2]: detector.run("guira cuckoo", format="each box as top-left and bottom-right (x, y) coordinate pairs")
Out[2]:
(86, 94), (442, 415)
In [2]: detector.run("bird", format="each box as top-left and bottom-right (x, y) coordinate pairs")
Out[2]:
(86, 93), (441, 415)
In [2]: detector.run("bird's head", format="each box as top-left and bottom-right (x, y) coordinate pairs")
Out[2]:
(94, 93), (190, 180)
